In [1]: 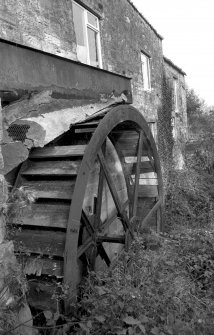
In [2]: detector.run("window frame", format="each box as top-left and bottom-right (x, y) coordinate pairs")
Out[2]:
(173, 77), (178, 111)
(141, 52), (151, 91)
(72, 1), (102, 68)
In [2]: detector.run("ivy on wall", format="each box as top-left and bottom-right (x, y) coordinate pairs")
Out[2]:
(157, 72), (174, 194)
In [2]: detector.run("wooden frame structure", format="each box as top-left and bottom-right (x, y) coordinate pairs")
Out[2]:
(11, 104), (163, 310)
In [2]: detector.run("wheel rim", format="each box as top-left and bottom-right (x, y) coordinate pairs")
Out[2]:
(64, 104), (163, 299)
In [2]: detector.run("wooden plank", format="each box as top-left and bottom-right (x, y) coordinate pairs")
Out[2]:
(126, 161), (154, 174)
(21, 160), (81, 176)
(22, 180), (75, 199)
(30, 145), (86, 158)
(18, 255), (63, 277)
(14, 229), (65, 256)
(75, 128), (95, 133)
(138, 185), (158, 197)
(125, 156), (149, 163)
(139, 179), (158, 185)
(112, 130), (140, 140)
(121, 147), (148, 156)
(76, 121), (100, 127)
(97, 234), (125, 243)
(11, 203), (70, 228)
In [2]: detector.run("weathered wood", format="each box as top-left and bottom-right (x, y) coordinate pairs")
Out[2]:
(21, 160), (81, 176)
(94, 142), (106, 230)
(138, 185), (158, 197)
(132, 130), (144, 216)
(97, 234), (125, 243)
(18, 255), (63, 277)
(98, 150), (133, 237)
(22, 180), (75, 199)
(140, 199), (162, 230)
(121, 148), (148, 156)
(14, 229), (65, 256)
(76, 121), (100, 127)
(77, 237), (94, 258)
(11, 203), (70, 228)
(30, 145), (86, 158)
(75, 128), (95, 133)
(139, 178), (158, 185)
(126, 161), (154, 174)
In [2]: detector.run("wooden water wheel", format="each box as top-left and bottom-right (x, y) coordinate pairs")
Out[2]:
(11, 104), (163, 311)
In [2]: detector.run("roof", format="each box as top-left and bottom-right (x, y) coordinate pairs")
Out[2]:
(127, 0), (163, 40)
(164, 56), (186, 76)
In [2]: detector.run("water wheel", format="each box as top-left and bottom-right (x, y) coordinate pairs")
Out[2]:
(11, 104), (163, 311)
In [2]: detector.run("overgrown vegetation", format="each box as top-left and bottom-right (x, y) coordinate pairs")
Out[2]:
(3, 88), (214, 334)
(62, 88), (214, 335)
(0, 186), (35, 334)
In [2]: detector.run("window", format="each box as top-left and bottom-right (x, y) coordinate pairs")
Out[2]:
(173, 77), (178, 111)
(141, 52), (151, 90)
(72, 1), (102, 68)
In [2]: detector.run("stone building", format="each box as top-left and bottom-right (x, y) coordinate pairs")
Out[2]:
(164, 56), (187, 169)
(0, 0), (187, 173)
(0, 0), (187, 321)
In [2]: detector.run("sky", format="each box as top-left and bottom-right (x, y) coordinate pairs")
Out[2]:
(132, 0), (214, 106)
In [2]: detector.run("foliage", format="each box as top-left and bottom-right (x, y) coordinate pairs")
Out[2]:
(186, 88), (205, 119)
(164, 167), (214, 230)
(158, 73), (174, 189)
(65, 228), (214, 335)
(186, 87), (214, 139)
(0, 187), (36, 334)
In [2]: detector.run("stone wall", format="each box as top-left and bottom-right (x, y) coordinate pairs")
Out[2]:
(0, 0), (163, 122)
(164, 57), (187, 169)
(0, 0), (77, 59)
(80, 0), (163, 120)
(0, 0), (187, 176)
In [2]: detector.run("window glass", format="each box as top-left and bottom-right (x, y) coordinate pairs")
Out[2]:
(87, 27), (99, 67)
(72, 2), (88, 64)
(72, 1), (102, 67)
(141, 53), (151, 90)
(73, 3), (85, 46)
(87, 11), (98, 28)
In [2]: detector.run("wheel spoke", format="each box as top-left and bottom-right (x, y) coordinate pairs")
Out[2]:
(77, 237), (94, 258)
(97, 243), (111, 267)
(94, 142), (106, 230)
(81, 210), (95, 236)
(98, 150), (133, 237)
(132, 130), (144, 216)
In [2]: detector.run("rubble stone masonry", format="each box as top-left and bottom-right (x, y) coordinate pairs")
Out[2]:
(0, 0), (163, 121)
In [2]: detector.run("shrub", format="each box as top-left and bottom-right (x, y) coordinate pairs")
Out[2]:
(66, 227), (214, 335)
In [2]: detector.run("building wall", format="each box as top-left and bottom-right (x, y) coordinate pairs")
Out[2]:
(80, 0), (163, 120)
(0, 0), (187, 172)
(0, 0), (77, 60)
(0, 0), (163, 122)
(164, 58), (187, 169)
